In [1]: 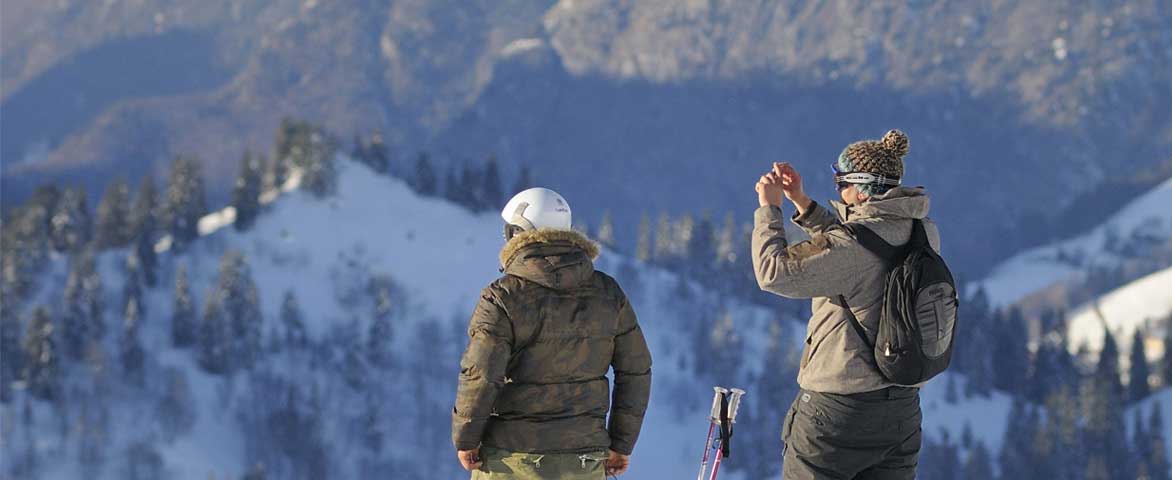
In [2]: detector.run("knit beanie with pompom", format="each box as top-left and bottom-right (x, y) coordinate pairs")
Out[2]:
(836, 129), (910, 196)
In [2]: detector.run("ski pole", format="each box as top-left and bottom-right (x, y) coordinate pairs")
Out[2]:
(709, 388), (746, 480)
(697, 387), (728, 480)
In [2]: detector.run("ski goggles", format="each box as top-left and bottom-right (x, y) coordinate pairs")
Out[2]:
(831, 164), (901, 190)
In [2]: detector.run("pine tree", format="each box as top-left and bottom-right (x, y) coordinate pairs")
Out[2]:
(1163, 318), (1172, 388)
(654, 212), (672, 262)
(155, 367), (195, 440)
(161, 156), (208, 253)
(594, 211), (616, 248)
(351, 134), (368, 165)
(1040, 386), (1084, 479)
(512, 164), (533, 196)
(1, 188), (54, 311)
(50, 187), (93, 252)
(262, 152), (288, 194)
(715, 213), (737, 266)
(130, 174), (158, 241)
(94, 177), (133, 248)
(1097, 328), (1125, 403)
(1149, 403), (1171, 480)
(78, 402), (110, 476)
(129, 175), (159, 287)
(123, 440), (164, 480)
(277, 119), (338, 198)
(991, 307), (1030, 396)
(411, 152), (438, 196)
(232, 150), (264, 231)
(961, 422), (974, 449)
(961, 441), (994, 480)
(635, 214), (651, 262)
(123, 253), (145, 318)
(697, 310), (742, 383)
(1135, 408), (1152, 478)
(1129, 329), (1152, 403)
(21, 307), (58, 400)
(205, 251), (263, 372)
(0, 308), (22, 403)
(443, 166), (461, 204)
(688, 213), (716, 273)
(481, 155), (504, 211)
(674, 214), (695, 261)
(172, 265), (196, 347)
(342, 319), (368, 389)
(241, 462), (268, 480)
(998, 400), (1037, 479)
(459, 163), (482, 211)
(1029, 308), (1078, 403)
(366, 275), (394, 366)
(1081, 372), (1134, 480)
(365, 132), (390, 174)
(133, 225), (158, 288)
(280, 290), (307, 350)
(919, 432), (960, 480)
(198, 288), (230, 374)
(741, 319), (798, 479)
(119, 299), (145, 385)
(61, 250), (105, 360)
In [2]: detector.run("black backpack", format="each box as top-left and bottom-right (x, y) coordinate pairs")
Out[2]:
(839, 219), (959, 385)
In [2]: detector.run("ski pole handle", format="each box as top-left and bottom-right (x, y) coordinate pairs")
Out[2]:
(727, 388), (746, 423)
(709, 387), (729, 421)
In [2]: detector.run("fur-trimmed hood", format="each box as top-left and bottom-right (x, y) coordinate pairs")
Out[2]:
(499, 228), (600, 290)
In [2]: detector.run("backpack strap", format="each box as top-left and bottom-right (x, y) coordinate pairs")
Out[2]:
(838, 295), (875, 351)
(909, 218), (929, 248)
(840, 223), (901, 268)
(836, 222), (905, 352)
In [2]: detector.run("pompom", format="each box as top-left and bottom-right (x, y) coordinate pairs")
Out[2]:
(882, 129), (910, 157)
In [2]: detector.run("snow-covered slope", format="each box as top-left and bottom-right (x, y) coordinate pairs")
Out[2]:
(1066, 266), (1172, 362)
(919, 374), (1013, 452)
(973, 177), (1172, 307)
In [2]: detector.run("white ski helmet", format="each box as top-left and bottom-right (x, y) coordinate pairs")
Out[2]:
(501, 188), (572, 231)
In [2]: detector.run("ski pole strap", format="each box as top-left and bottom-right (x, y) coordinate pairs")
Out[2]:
(839, 295), (874, 351)
(718, 391), (732, 458)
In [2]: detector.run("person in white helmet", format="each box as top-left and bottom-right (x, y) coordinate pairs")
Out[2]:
(452, 188), (653, 479)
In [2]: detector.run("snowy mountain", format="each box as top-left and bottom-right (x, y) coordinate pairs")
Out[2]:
(972, 176), (1172, 308)
(1066, 266), (1172, 369)
(5, 1), (1172, 281)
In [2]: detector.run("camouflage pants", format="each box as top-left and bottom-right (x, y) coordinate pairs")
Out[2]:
(471, 447), (608, 479)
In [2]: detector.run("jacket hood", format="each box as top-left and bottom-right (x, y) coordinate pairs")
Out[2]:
(499, 228), (600, 290)
(831, 186), (931, 222)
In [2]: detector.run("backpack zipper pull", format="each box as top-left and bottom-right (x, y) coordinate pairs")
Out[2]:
(884, 343), (894, 357)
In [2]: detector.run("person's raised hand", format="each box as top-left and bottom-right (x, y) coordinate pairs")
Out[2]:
(773, 162), (811, 209)
(457, 448), (482, 471)
(606, 449), (630, 477)
(772, 162), (813, 213)
(757, 171), (784, 208)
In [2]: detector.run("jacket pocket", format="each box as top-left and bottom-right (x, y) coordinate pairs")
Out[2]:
(801, 319), (848, 369)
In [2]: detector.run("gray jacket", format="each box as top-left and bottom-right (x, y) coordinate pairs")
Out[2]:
(751, 187), (941, 394)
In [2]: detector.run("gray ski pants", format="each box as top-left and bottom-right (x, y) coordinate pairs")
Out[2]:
(781, 386), (922, 480)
